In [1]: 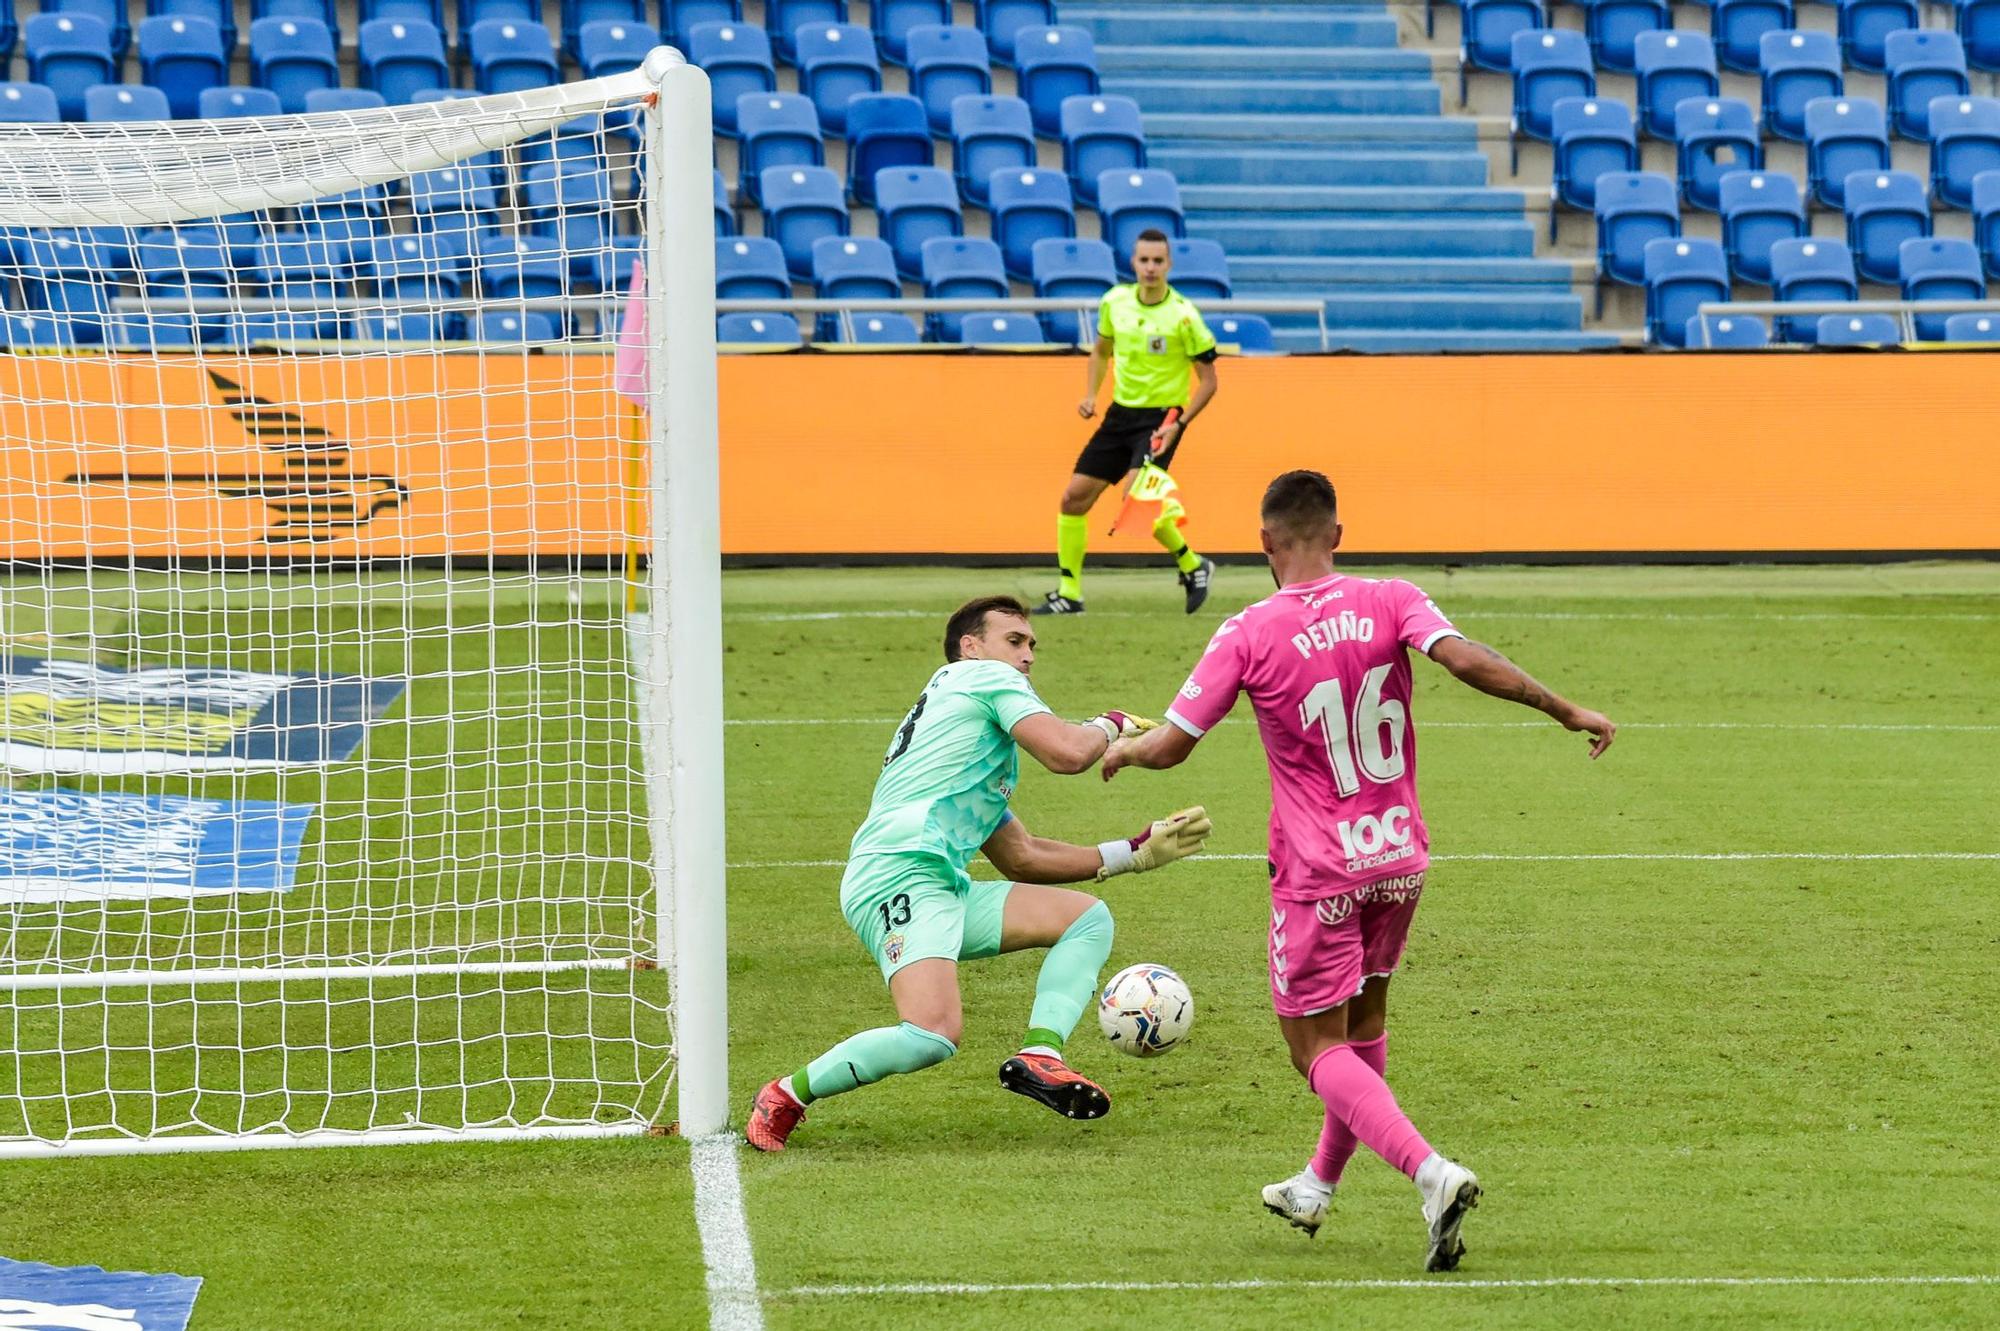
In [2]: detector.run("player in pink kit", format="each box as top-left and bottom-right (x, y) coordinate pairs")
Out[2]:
(1103, 470), (1615, 1271)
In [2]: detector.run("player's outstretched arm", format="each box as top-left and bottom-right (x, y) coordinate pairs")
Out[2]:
(982, 807), (1213, 885)
(1427, 636), (1617, 758)
(1012, 710), (1157, 775)
(1100, 722), (1199, 781)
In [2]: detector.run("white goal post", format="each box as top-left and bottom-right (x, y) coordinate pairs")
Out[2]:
(0, 52), (727, 1155)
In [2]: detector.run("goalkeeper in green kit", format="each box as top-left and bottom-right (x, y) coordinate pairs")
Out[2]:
(746, 596), (1212, 1151)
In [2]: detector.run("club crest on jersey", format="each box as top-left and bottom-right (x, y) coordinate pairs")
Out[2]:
(884, 932), (906, 964)
(1147, 334), (1167, 354)
(1314, 895), (1355, 928)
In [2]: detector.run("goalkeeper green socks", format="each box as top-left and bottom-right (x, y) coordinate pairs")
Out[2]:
(1153, 510), (1204, 575)
(791, 1021), (957, 1104)
(1056, 512), (1088, 601)
(1022, 899), (1115, 1054)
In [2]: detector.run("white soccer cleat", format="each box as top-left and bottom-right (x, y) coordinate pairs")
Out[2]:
(1416, 1153), (1482, 1272)
(1260, 1170), (1332, 1238)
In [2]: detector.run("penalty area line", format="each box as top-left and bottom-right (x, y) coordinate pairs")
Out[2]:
(768, 1273), (2000, 1299)
(689, 1134), (764, 1331)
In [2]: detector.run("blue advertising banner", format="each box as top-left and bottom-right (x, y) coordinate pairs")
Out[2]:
(0, 657), (404, 774)
(0, 1256), (201, 1331)
(0, 789), (315, 903)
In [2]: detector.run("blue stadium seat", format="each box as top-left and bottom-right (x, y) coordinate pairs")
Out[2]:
(715, 168), (734, 235)
(253, 0), (337, 45)
(688, 22), (775, 133)
(764, 0), (844, 63)
(1930, 96), (2000, 208)
(989, 167), (1075, 280)
(1770, 237), (1859, 341)
(306, 88), (388, 113)
(1460, 0), (1544, 105)
(875, 164), (963, 279)
(524, 163), (614, 276)
(1844, 168), (1931, 282)
(1973, 169), (2000, 274)
(872, 0), (947, 65)
(664, 0), (740, 50)
(845, 94), (932, 206)
(250, 17), (337, 113)
(796, 23), (881, 134)
(1511, 30), (1594, 168)
(1, 313), (78, 349)
(104, 310), (214, 348)
(760, 164), (849, 277)
(1958, 0), (2000, 73)
(905, 25), (992, 133)
(477, 232), (568, 301)
(138, 15), (227, 119)
(23, 14), (115, 122)
(1594, 171), (1681, 298)
(714, 237), (790, 300)
(718, 311), (801, 345)
(1030, 235), (1113, 343)
(1587, 0), (1669, 74)
(738, 94), (824, 204)
(976, 0), (1054, 66)
(1551, 97), (1638, 233)
(1710, 0), (1792, 74)
(562, 0), (644, 54)
(0, 82), (59, 122)
(1884, 30), (1968, 141)
(1059, 94), (1144, 206)
(1168, 237), (1231, 300)
(810, 234), (897, 338)
(920, 235), (1005, 340)
(1097, 168), (1186, 274)
(348, 308), (455, 342)
(0, 0), (14, 66)
(359, 0), (442, 29)
(358, 20), (450, 105)
(1760, 31), (1841, 143)
(461, 0), (539, 31)
(1806, 96), (1890, 207)
(47, 0), (127, 59)
(1014, 26), (1099, 135)
(299, 187), (384, 252)
(1899, 235), (1984, 337)
(840, 313), (921, 343)
(1718, 169), (1804, 283)
(953, 95), (1035, 208)
(200, 87), (281, 118)
(1675, 96), (1761, 211)
(592, 233), (644, 292)
(475, 308), (561, 342)
(1941, 311), (2000, 339)
(133, 227), (233, 339)
(410, 163), (503, 247)
(469, 19), (559, 95)
(1684, 312), (1769, 346)
(1635, 31), (1719, 139)
(577, 20), (657, 78)
(1837, 0), (1919, 73)
(253, 231), (344, 309)
(1816, 312), (1901, 343)
(1212, 313), (1277, 354)
(17, 229), (123, 343)
(367, 231), (472, 299)
(85, 84), (171, 120)
(958, 311), (1047, 345)
(1643, 235), (1728, 345)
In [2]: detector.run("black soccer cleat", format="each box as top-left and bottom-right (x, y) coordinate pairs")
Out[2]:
(998, 1052), (1110, 1120)
(1031, 591), (1085, 616)
(1180, 557), (1215, 615)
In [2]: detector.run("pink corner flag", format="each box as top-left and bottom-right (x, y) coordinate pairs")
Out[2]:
(613, 256), (648, 409)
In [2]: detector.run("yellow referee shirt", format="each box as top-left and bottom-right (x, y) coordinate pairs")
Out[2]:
(1098, 284), (1217, 409)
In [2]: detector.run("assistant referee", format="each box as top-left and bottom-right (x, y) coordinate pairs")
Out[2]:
(1035, 229), (1220, 617)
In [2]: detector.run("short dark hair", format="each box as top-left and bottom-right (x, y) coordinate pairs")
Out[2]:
(944, 595), (1030, 662)
(1133, 228), (1171, 250)
(1261, 470), (1338, 542)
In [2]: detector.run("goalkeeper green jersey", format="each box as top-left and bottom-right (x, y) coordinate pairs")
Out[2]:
(848, 658), (1054, 870)
(1098, 284), (1218, 408)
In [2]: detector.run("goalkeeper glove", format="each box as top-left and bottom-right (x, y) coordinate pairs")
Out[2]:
(1096, 806), (1213, 880)
(1085, 710), (1159, 743)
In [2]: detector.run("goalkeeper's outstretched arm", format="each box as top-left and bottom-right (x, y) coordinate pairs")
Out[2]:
(1012, 709), (1158, 775)
(983, 807), (1213, 885)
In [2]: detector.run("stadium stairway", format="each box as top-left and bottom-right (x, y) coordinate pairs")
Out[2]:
(1062, 0), (1620, 351)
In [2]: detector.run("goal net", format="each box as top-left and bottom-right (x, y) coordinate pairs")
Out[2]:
(0, 54), (727, 1156)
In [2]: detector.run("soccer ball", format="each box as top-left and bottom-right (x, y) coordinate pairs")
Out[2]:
(1097, 963), (1194, 1058)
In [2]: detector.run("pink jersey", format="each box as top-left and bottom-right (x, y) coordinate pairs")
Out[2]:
(1165, 573), (1462, 903)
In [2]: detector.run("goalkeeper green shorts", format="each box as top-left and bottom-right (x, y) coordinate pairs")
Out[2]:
(839, 852), (1013, 983)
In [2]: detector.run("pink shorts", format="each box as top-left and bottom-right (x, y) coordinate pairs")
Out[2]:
(1268, 870), (1426, 1018)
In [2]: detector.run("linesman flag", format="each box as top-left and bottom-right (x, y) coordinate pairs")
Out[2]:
(613, 258), (648, 410)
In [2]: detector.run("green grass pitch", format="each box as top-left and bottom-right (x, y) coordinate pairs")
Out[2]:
(5, 562), (1998, 1329)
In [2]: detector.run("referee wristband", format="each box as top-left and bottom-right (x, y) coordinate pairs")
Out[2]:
(1096, 839), (1137, 879)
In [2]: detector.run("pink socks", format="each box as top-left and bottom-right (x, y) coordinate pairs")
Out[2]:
(1306, 1038), (1431, 1181)
(1309, 1033), (1387, 1184)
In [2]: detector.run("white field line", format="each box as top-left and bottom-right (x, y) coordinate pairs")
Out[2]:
(770, 1274), (2000, 1299)
(730, 851), (2000, 870)
(725, 719), (2000, 732)
(730, 609), (2000, 624)
(689, 1133), (764, 1331)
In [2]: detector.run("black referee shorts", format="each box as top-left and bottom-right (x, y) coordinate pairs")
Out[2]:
(1071, 404), (1187, 484)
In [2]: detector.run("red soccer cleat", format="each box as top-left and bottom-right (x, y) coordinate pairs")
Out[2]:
(744, 1078), (806, 1152)
(998, 1052), (1111, 1120)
